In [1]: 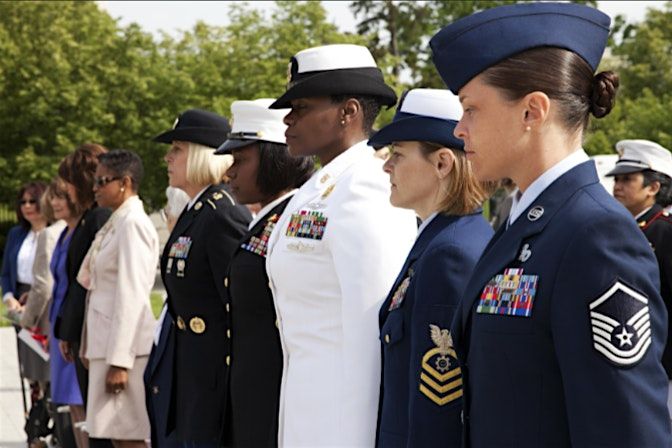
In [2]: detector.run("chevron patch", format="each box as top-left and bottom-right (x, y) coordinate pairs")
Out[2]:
(419, 324), (463, 406)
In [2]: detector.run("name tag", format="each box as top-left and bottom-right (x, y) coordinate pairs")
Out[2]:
(285, 210), (328, 240)
(477, 268), (538, 317)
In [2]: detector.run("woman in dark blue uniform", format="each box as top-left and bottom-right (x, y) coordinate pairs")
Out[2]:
(153, 109), (251, 446)
(214, 98), (314, 447)
(371, 89), (493, 447)
(430, 3), (671, 446)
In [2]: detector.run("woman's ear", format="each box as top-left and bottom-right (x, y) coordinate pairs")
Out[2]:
(434, 148), (455, 179)
(342, 98), (362, 126)
(521, 91), (550, 131)
(121, 175), (133, 192)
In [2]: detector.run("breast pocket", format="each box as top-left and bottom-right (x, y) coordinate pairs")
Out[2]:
(381, 310), (405, 348)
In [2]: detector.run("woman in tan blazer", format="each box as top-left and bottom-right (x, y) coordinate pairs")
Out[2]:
(78, 149), (158, 447)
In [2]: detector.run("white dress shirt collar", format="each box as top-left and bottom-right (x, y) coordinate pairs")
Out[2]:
(187, 185), (210, 210)
(508, 149), (589, 226)
(248, 189), (297, 230)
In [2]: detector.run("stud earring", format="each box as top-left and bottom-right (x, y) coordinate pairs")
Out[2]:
(525, 126), (531, 132)
(340, 119), (346, 126)
(121, 187), (125, 192)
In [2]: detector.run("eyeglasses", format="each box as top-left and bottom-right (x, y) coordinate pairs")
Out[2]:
(19, 199), (37, 206)
(93, 176), (121, 187)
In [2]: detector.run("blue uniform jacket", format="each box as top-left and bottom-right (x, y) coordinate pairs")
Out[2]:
(454, 161), (672, 447)
(377, 212), (493, 447)
(1, 225), (29, 296)
(144, 305), (179, 448)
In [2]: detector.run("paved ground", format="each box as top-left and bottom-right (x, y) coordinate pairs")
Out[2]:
(0, 327), (29, 447)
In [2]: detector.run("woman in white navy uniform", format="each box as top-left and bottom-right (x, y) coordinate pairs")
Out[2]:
(372, 89), (494, 447)
(214, 98), (314, 447)
(265, 44), (417, 447)
(430, 3), (671, 446)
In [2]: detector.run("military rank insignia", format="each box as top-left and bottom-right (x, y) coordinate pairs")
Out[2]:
(589, 280), (651, 367)
(285, 210), (328, 240)
(388, 268), (413, 311)
(241, 214), (279, 257)
(477, 268), (538, 317)
(419, 324), (462, 406)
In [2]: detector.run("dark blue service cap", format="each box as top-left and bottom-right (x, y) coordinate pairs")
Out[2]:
(368, 89), (464, 150)
(430, 2), (611, 94)
(153, 109), (231, 149)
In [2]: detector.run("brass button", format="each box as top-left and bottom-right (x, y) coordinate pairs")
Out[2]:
(226, 355), (231, 366)
(268, 281), (272, 289)
(275, 319), (279, 329)
(226, 303), (230, 312)
(224, 277), (229, 288)
(152, 386), (159, 395)
(176, 316), (186, 330)
(384, 334), (390, 344)
(189, 317), (206, 334)
(226, 329), (231, 339)
(194, 201), (202, 210)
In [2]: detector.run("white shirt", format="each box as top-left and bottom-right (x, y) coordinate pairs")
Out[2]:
(187, 186), (210, 210)
(248, 190), (297, 230)
(16, 230), (38, 285)
(508, 149), (590, 226)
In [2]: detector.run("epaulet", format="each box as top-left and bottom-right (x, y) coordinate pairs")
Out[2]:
(206, 189), (236, 210)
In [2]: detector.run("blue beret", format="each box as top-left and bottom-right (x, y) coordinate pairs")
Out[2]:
(430, 2), (611, 94)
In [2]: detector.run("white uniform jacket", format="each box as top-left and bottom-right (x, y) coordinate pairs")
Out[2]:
(80, 196), (159, 369)
(266, 141), (417, 447)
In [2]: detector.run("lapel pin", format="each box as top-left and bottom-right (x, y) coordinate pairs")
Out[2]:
(527, 206), (544, 221)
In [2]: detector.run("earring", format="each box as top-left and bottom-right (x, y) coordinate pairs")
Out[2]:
(340, 119), (346, 126)
(525, 126), (531, 132)
(121, 187), (125, 192)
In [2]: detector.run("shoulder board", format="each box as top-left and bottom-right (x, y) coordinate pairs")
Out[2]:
(206, 189), (236, 209)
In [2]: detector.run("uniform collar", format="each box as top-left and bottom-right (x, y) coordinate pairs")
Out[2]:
(417, 212), (439, 237)
(187, 185), (210, 210)
(310, 140), (373, 189)
(248, 190), (296, 230)
(635, 205), (656, 222)
(509, 149), (589, 226)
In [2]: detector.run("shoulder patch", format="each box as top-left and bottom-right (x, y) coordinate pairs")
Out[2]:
(589, 280), (652, 368)
(419, 325), (462, 406)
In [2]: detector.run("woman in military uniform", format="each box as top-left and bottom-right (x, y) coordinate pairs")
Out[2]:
(153, 109), (251, 446)
(213, 98), (314, 447)
(371, 89), (493, 447)
(265, 44), (418, 447)
(430, 3), (671, 445)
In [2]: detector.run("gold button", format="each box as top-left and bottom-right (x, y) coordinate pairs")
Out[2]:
(224, 277), (229, 288)
(152, 386), (159, 394)
(176, 316), (186, 330)
(226, 355), (231, 366)
(194, 201), (202, 210)
(226, 303), (230, 312)
(268, 281), (272, 289)
(275, 319), (279, 328)
(385, 334), (390, 344)
(189, 317), (206, 334)
(227, 329), (231, 339)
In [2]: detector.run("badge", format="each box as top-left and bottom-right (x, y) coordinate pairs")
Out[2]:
(176, 316), (186, 330)
(176, 259), (186, 277)
(388, 268), (414, 311)
(241, 214), (279, 257)
(321, 184), (335, 199)
(589, 280), (651, 367)
(477, 268), (538, 317)
(194, 201), (202, 211)
(518, 243), (532, 262)
(285, 210), (328, 240)
(166, 257), (173, 274)
(189, 317), (206, 334)
(419, 324), (462, 406)
(527, 206), (544, 221)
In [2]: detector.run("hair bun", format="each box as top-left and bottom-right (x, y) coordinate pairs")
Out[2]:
(590, 71), (619, 118)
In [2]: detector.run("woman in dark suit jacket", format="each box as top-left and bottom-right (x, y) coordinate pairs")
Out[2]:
(214, 98), (314, 447)
(371, 89), (494, 447)
(153, 109), (252, 446)
(53, 144), (112, 410)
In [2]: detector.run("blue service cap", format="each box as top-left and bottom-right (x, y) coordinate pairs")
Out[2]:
(368, 88), (464, 151)
(430, 2), (611, 94)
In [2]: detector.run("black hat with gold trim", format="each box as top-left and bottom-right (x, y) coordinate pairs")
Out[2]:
(153, 108), (231, 148)
(269, 44), (397, 109)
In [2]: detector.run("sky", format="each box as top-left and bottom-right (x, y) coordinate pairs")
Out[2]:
(98, 1), (667, 38)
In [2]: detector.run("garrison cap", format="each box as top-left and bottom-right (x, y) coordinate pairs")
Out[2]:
(153, 109), (231, 149)
(270, 44), (397, 109)
(606, 140), (672, 179)
(368, 88), (464, 151)
(430, 2), (611, 94)
(216, 99), (289, 154)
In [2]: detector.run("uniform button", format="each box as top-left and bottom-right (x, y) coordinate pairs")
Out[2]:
(226, 355), (231, 366)
(227, 329), (231, 339)
(384, 334), (390, 344)
(224, 277), (229, 288)
(268, 281), (272, 289)
(226, 303), (230, 312)
(152, 386), (159, 395)
(275, 319), (279, 328)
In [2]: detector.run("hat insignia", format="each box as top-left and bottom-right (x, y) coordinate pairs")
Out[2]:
(172, 117), (179, 130)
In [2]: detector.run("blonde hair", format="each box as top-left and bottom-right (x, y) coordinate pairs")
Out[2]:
(421, 142), (496, 216)
(186, 143), (233, 186)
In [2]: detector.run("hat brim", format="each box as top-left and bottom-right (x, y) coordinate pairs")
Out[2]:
(153, 127), (229, 149)
(270, 71), (397, 109)
(215, 139), (258, 155)
(368, 116), (464, 151)
(605, 163), (649, 177)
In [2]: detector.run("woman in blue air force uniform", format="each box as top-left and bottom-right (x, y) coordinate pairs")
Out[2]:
(430, 3), (672, 446)
(371, 88), (493, 447)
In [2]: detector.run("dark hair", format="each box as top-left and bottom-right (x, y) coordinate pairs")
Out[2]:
(330, 95), (382, 136)
(16, 181), (47, 229)
(256, 142), (315, 196)
(481, 47), (620, 133)
(48, 178), (79, 219)
(58, 143), (107, 208)
(642, 170), (672, 207)
(98, 149), (145, 193)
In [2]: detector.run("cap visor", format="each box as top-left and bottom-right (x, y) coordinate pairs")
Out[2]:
(605, 163), (647, 177)
(368, 116), (464, 151)
(215, 138), (258, 154)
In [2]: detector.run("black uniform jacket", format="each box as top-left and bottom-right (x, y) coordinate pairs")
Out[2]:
(54, 205), (111, 342)
(638, 204), (672, 378)
(162, 184), (251, 443)
(224, 197), (290, 447)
